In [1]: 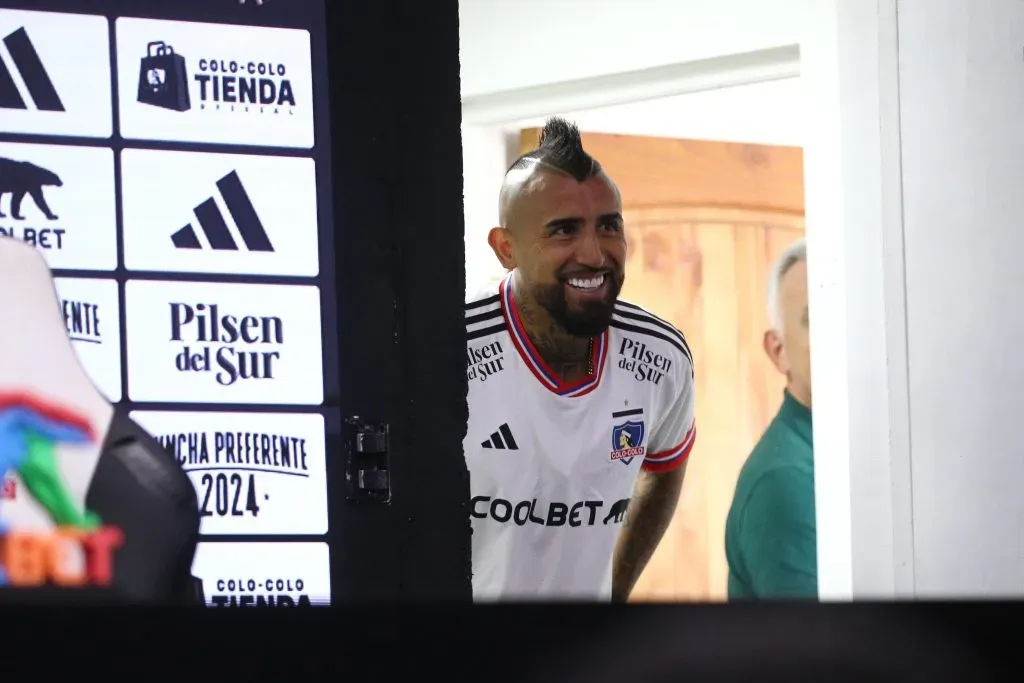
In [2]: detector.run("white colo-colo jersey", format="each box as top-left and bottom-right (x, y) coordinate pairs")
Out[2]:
(464, 274), (697, 601)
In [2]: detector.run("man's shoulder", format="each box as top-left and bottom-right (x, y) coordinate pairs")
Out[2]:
(750, 415), (813, 464)
(738, 429), (815, 499)
(609, 299), (694, 377)
(466, 284), (506, 345)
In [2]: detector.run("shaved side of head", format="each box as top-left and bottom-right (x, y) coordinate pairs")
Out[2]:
(498, 117), (605, 233)
(498, 160), (560, 231)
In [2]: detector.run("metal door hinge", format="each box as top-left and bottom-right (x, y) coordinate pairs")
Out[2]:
(343, 416), (391, 504)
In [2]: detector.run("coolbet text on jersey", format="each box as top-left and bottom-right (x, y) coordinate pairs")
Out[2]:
(464, 275), (697, 601)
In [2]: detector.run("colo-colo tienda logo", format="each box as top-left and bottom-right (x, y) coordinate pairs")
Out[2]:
(61, 297), (103, 346)
(137, 40), (296, 115)
(0, 155), (66, 251)
(0, 27), (64, 112)
(155, 428), (310, 519)
(170, 302), (284, 386)
(208, 576), (313, 607)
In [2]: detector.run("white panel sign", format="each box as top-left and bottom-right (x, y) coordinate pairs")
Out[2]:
(121, 149), (319, 276)
(0, 9), (112, 138)
(192, 541), (331, 606)
(0, 142), (116, 271)
(53, 277), (122, 402)
(130, 410), (327, 535)
(124, 280), (323, 404)
(115, 17), (314, 148)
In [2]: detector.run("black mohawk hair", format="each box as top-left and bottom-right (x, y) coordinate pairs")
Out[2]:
(505, 117), (602, 182)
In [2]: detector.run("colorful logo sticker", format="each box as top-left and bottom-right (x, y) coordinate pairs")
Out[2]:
(0, 392), (123, 587)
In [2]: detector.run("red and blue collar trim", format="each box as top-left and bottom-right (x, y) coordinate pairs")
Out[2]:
(498, 274), (608, 398)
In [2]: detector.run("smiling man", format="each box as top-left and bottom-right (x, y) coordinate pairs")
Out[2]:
(464, 118), (696, 601)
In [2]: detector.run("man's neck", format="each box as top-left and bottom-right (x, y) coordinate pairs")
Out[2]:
(512, 276), (591, 383)
(786, 383), (812, 411)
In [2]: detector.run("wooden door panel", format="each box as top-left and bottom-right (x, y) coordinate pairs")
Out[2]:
(519, 129), (805, 215)
(620, 208), (804, 602)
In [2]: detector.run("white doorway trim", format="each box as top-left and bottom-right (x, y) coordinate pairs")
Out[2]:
(461, 45), (800, 125)
(459, 15), (914, 600)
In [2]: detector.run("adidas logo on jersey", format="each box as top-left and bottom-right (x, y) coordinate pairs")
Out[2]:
(481, 423), (518, 450)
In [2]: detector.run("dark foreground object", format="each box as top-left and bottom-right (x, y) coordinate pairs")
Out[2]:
(1, 602), (1015, 681)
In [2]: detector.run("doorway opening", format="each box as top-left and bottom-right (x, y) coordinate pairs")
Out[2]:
(462, 71), (810, 601)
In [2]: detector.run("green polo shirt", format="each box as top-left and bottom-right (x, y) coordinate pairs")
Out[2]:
(725, 390), (816, 599)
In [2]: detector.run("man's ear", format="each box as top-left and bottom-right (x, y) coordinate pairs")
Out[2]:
(763, 329), (789, 375)
(487, 226), (516, 270)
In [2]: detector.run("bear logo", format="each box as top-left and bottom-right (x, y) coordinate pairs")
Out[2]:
(602, 498), (630, 525)
(0, 157), (62, 221)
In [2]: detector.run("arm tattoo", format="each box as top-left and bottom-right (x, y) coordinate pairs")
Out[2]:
(612, 467), (685, 602)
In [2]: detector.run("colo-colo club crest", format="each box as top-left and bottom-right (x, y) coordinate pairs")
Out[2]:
(610, 419), (646, 466)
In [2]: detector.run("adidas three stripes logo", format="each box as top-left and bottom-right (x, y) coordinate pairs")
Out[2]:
(0, 27), (64, 112)
(481, 423), (518, 450)
(170, 170), (275, 252)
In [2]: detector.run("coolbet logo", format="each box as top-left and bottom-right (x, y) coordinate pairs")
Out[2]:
(209, 576), (312, 607)
(471, 496), (631, 527)
(0, 526), (123, 588)
(0, 27), (64, 112)
(610, 408), (646, 465)
(156, 428), (309, 519)
(170, 170), (274, 252)
(170, 302), (284, 386)
(0, 392), (124, 587)
(617, 337), (672, 385)
(137, 40), (296, 115)
(467, 339), (506, 383)
(0, 155), (66, 250)
(61, 297), (103, 345)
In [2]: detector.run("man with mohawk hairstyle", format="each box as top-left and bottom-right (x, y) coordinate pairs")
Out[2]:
(464, 117), (697, 601)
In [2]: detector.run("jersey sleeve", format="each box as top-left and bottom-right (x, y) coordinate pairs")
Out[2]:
(738, 468), (818, 598)
(642, 366), (696, 474)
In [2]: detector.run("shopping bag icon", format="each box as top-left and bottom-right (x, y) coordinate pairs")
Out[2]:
(136, 41), (191, 112)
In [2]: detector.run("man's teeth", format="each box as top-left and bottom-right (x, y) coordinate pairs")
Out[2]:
(568, 274), (605, 289)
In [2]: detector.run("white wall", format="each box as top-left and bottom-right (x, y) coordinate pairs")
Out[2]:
(459, 0), (804, 98)
(506, 78), (804, 148)
(460, 124), (513, 294)
(894, 0), (1024, 597)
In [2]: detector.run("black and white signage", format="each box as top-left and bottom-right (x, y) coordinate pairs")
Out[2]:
(8, 0), (335, 606)
(0, 142), (116, 271)
(130, 410), (327, 535)
(53, 277), (122, 402)
(115, 18), (314, 149)
(192, 541), (331, 607)
(0, 9), (112, 138)
(124, 280), (323, 404)
(121, 149), (319, 276)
